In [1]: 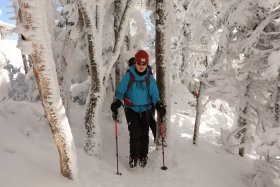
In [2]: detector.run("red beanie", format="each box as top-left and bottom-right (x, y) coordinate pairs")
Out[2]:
(135, 50), (149, 64)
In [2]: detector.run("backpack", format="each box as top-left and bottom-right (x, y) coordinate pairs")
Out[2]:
(127, 68), (151, 91)
(124, 66), (153, 107)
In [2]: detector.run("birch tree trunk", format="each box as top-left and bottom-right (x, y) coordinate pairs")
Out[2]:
(194, 7), (234, 144)
(17, 0), (77, 179)
(57, 31), (74, 114)
(274, 67), (280, 127)
(193, 81), (203, 144)
(114, 0), (123, 87)
(237, 75), (251, 157)
(77, 1), (102, 156)
(77, 0), (135, 156)
(155, 0), (171, 146)
(21, 54), (29, 74)
(237, 106), (247, 157)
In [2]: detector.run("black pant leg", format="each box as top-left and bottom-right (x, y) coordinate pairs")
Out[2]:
(149, 109), (157, 140)
(125, 109), (141, 157)
(139, 110), (152, 157)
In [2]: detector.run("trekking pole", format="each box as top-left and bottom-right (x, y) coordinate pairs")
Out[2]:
(114, 120), (122, 175)
(159, 114), (168, 170)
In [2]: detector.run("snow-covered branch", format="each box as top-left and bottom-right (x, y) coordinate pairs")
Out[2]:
(102, 0), (136, 86)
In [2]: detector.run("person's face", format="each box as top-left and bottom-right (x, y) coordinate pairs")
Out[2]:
(135, 58), (148, 72)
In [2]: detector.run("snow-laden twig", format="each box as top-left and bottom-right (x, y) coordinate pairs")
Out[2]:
(102, 0), (136, 86)
(242, 8), (280, 55)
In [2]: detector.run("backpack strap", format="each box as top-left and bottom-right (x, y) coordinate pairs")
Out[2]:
(145, 71), (150, 86)
(125, 69), (152, 107)
(127, 70), (135, 91)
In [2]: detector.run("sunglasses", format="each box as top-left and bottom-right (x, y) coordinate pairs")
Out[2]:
(136, 62), (147, 66)
(136, 58), (147, 66)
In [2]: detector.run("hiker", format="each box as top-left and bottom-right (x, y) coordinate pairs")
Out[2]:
(111, 50), (166, 168)
(127, 57), (157, 142)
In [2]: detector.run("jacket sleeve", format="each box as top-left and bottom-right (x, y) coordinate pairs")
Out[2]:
(115, 72), (130, 101)
(149, 75), (160, 105)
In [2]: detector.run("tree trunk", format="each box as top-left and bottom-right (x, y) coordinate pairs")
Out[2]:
(21, 54), (29, 74)
(57, 31), (73, 114)
(77, 0), (135, 156)
(114, 0), (123, 86)
(237, 106), (247, 157)
(274, 67), (280, 127)
(77, 0), (102, 156)
(155, 0), (171, 146)
(193, 81), (203, 144)
(17, 0), (78, 179)
(194, 9), (233, 145)
(237, 75), (251, 157)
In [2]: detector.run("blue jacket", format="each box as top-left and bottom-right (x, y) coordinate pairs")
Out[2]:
(115, 66), (160, 113)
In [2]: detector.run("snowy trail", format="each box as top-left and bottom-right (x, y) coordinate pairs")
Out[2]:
(0, 84), (252, 187)
(72, 84), (251, 187)
(75, 108), (250, 187)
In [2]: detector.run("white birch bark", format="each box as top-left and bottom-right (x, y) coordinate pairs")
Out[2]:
(57, 31), (74, 114)
(114, 0), (124, 87)
(17, 0), (78, 179)
(77, 0), (136, 156)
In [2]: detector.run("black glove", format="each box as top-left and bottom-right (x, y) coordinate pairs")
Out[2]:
(155, 102), (166, 118)
(112, 111), (118, 121)
(111, 99), (122, 120)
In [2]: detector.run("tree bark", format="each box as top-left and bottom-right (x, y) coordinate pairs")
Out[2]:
(237, 106), (247, 157)
(237, 75), (251, 157)
(193, 81), (203, 144)
(21, 54), (29, 74)
(77, 0), (135, 156)
(155, 0), (171, 146)
(17, 0), (78, 179)
(77, 0), (102, 156)
(114, 0), (123, 86)
(274, 67), (280, 127)
(57, 31), (73, 114)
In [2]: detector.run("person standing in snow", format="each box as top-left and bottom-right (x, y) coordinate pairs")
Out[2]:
(127, 57), (157, 143)
(111, 50), (166, 168)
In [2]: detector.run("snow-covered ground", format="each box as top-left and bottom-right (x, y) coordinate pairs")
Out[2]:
(0, 38), (254, 187)
(0, 81), (253, 187)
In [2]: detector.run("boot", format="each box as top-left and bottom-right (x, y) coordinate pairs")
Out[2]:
(139, 155), (148, 168)
(129, 155), (138, 168)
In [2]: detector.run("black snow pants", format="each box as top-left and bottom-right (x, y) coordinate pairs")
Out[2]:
(149, 107), (157, 140)
(125, 108), (152, 158)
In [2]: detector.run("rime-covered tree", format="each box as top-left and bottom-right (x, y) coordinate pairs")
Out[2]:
(15, 0), (78, 179)
(155, 0), (172, 145)
(76, 0), (137, 156)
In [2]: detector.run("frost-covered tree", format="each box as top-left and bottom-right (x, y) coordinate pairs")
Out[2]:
(219, 1), (280, 156)
(15, 0), (78, 179)
(76, 0), (137, 156)
(0, 20), (14, 39)
(55, 0), (84, 114)
(155, 0), (172, 145)
(114, 0), (126, 87)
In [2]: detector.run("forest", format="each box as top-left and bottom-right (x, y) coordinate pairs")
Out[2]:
(1, 0), (280, 187)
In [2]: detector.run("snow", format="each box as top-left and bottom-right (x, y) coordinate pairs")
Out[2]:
(0, 80), (253, 186)
(264, 49), (280, 79)
(0, 39), (23, 68)
(0, 1), (262, 186)
(0, 20), (14, 28)
(13, 0), (78, 179)
(0, 65), (10, 100)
